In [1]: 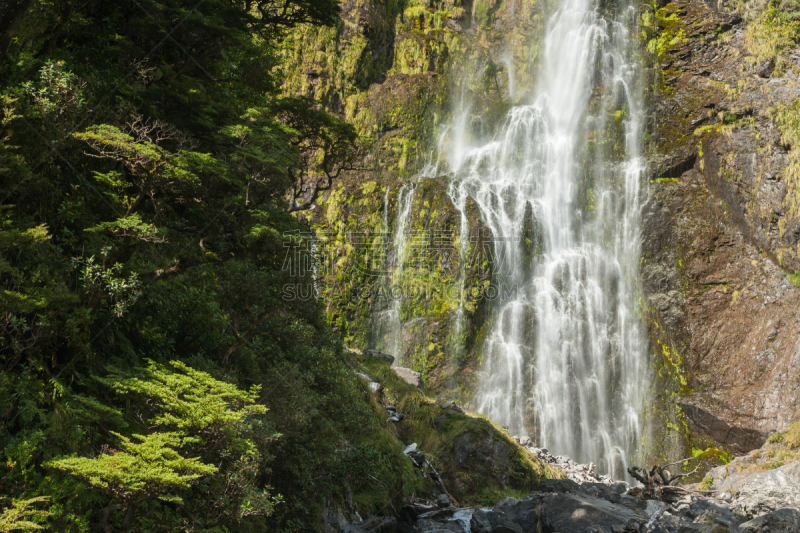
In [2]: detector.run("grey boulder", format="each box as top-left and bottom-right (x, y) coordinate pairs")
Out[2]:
(738, 508), (800, 533)
(540, 492), (648, 533)
(394, 366), (423, 388)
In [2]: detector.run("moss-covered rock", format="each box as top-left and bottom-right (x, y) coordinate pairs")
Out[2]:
(355, 352), (563, 505)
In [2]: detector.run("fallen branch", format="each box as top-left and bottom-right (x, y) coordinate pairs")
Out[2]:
(424, 459), (459, 507)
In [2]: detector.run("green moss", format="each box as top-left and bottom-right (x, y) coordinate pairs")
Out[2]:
(769, 422), (800, 448)
(735, 424), (800, 474)
(354, 353), (561, 504)
(474, 0), (494, 29)
(646, 6), (687, 60)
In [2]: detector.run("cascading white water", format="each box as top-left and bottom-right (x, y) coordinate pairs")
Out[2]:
(440, 0), (648, 478)
(370, 184), (416, 360)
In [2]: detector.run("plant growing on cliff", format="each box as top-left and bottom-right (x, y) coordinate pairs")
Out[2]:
(645, 7), (686, 61)
(773, 99), (800, 218)
(744, 6), (800, 75)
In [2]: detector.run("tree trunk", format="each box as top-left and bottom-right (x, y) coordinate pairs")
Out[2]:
(101, 502), (124, 533)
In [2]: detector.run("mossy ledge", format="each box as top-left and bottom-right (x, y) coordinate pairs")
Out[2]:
(353, 352), (564, 508)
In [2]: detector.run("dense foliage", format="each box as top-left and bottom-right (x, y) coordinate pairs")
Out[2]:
(0, 1), (404, 531)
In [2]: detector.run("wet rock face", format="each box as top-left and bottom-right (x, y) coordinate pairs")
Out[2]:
(644, 0), (800, 448)
(676, 401), (770, 455)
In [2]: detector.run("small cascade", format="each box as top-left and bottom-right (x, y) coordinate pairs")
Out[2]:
(370, 184), (416, 362)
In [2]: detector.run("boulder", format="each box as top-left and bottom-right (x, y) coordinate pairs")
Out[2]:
(539, 492), (648, 533)
(386, 412), (404, 422)
(469, 497), (540, 533)
(354, 370), (382, 394)
(325, 501), (359, 533)
(470, 509), (503, 533)
(403, 443), (426, 468)
(497, 496), (540, 533)
(452, 432), (511, 487)
(440, 400), (464, 414)
(739, 508), (800, 533)
(364, 349), (395, 365)
(394, 366), (423, 388)
(687, 500), (741, 530)
(355, 370), (373, 382)
(711, 461), (800, 515)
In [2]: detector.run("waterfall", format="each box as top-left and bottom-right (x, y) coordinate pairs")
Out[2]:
(443, 0), (648, 478)
(370, 184), (416, 361)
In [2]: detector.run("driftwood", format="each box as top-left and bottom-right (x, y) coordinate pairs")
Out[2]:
(628, 457), (701, 486)
(627, 458), (703, 502)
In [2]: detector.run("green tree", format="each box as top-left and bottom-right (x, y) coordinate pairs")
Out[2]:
(0, 0), (406, 530)
(46, 360), (275, 532)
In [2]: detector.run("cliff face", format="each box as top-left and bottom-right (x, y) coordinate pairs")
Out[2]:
(281, 0), (800, 460)
(279, 0), (546, 396)
(644, 0), (800, 453)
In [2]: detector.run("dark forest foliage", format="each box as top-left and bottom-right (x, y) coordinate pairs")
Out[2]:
(0, 1), (405, 531)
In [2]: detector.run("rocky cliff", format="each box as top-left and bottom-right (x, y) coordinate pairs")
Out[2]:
(280, 0), (800, 467)
(280, 0), (545, 398)
(643, 0), (800, 454)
